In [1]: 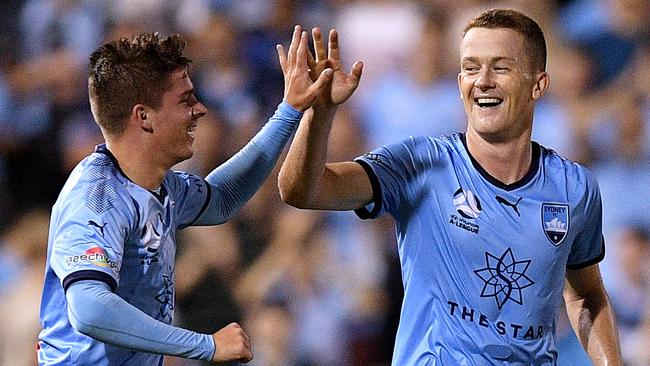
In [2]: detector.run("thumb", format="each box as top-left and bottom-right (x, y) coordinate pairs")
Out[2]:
(350, 61), (363, 82)
(310, 68), (334, 92)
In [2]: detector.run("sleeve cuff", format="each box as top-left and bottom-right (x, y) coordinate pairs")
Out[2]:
(277, 101), (304, 119)
(63, 270), (118, 292)
(567, 239), (605, 270)
(353, 159), (383, 220)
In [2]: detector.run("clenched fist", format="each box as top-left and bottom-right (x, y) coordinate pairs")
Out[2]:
(211, 322), (253, 363)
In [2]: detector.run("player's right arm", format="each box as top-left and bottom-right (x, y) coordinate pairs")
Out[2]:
(66, 279), (252, 363)
(278, 27), (371, 211)
(279, 107), (372, 210)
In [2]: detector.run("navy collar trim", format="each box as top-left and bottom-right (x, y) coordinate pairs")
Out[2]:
(459, 133), (540, 191)
(94, 144), (167, 203)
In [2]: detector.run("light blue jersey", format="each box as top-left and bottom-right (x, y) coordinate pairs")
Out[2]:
(38, 144), (211, 365)
(355, 133), (604, 365)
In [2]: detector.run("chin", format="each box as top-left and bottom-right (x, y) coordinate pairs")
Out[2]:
(175, 148), (195, 164)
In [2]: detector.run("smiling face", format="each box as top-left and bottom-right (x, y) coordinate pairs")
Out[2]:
(147, 68), (207, 166)
(458, 27), (548, 142)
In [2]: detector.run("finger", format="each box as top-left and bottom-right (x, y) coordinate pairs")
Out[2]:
(287, 25), (302, 70)
(240, 349), (254, 363)
(307, 49), (317, 80)
(276, 44), (288, 75)
(312, 27), (326, 61)
(307, 46), (315, 67)
(242, 329), (250, 344)
(349, 60), (364, 82)
(328, 29), (340, 65)
(296, 30), (309, 71)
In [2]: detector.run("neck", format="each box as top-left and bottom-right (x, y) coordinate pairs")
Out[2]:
(105, 137), (167, 190)
(465, 129), (532, 185)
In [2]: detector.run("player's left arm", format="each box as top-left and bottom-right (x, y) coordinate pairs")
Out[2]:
(190, 26), (332, 226)
(564, 263), (623, 365)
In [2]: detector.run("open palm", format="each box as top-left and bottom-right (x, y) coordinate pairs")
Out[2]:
(308, 28), (363, 106)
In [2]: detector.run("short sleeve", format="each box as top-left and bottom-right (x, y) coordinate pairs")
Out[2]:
(168, 171), (211, 229)
(567, 171), (605, 270)
(353, 137), (441, 220)
(51, 200), (130, 292)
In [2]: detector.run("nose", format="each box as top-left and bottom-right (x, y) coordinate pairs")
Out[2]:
(192, 101), (208, 119)
(475, 68), (495, 90)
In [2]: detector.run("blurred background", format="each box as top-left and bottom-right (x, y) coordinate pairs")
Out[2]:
(0, 0), (649, 365)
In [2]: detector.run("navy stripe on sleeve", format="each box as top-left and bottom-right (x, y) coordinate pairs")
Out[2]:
(567, 239), (605, 270)
(354, 159), (383, 220)
(63, 270), (118, 292)
(187, 178), (212, 227)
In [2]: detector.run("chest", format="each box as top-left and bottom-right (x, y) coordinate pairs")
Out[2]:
(123, 188), (179, 277)
(400, 178), (579, 276)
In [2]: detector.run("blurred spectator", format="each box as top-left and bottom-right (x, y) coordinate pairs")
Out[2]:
(0, 1), (647, 364)
(533, 41), (594, 163)
(356, 6), (465, 147)
(557, 0), (649, 86)
(172, 222), (244, 366)
(0, 207), (50, 366)
(600, 225), (650, 362)
(335, 0), (423, 96)
(592, 92), (650, 237)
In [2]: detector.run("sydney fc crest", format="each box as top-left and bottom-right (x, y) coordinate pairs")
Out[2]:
(542, 203), (569, 246)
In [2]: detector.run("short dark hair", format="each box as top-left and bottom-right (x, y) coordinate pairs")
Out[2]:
(463, 9), (547, 72)
(88, 33), (191, 136)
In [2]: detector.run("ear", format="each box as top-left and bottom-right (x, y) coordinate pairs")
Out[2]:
(132, 104), (153, 133)
(457, 72), (463, 100)
(531, 71), (550, 100)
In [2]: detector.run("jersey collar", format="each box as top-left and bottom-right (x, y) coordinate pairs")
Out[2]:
(459, 133), (540, 191)
(94, 144), (168, 204)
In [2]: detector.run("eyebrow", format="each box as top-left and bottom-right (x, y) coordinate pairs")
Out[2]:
(462, 56), (516, 63)
(180, 88), (195, 101)
(179, 88), (195, 99)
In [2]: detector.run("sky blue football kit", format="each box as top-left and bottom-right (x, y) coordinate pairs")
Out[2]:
(38, 102), (302, 365)
(355, 133), (604, 365)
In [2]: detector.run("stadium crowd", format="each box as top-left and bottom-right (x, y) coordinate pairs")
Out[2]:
(0, 0), (649, 365)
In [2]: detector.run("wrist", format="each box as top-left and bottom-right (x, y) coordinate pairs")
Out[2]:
(312, 103), (338, 116)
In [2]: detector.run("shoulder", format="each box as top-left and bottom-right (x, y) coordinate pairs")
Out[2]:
(539, 143), (599, 194)
(166, 170), (206, 193)
(378, 134), (458, 159)
(56, 153), (131, 216)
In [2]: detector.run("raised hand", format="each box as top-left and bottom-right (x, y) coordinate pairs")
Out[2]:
(308, 27), (363, 107)
(277, 25), (333, 112)
(211, 322), (253, 363)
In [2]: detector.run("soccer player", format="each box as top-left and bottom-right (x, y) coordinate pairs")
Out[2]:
(278, 9), (623, 365)
(38, 27), (333, 364)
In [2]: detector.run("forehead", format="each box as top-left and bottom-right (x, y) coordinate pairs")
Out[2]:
(460, 27), (527, 61)
(164, 68), (194, 96)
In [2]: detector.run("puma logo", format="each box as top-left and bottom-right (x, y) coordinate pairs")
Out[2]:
(88, 220), (107, 237)
(496, 196), (522, 217)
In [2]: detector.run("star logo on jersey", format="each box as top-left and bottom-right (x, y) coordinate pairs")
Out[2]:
(474, 248), (534, 310)
(155, 272), (174, 323)
(542, 203), (569, 246)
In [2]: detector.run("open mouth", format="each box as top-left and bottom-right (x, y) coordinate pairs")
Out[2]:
(187, 125), (197, 138)
(474, 97), (503, 108)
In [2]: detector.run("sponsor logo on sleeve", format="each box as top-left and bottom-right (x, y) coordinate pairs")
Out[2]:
(65, 246), (119, 274)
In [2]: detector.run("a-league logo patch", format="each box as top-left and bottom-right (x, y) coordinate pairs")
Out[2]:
(542, 203), (569, 246)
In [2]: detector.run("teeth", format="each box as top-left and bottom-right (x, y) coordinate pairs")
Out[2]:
(477, 98), (501, 104)
(187, 126), (196, 138)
